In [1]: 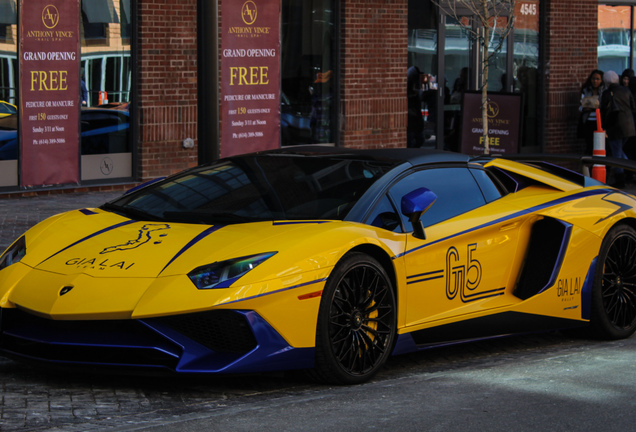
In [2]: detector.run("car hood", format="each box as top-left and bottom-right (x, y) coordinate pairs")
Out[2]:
(3, 208), (360, 319)
(18, 209), (333, 279)
(2, 207), (406, 320)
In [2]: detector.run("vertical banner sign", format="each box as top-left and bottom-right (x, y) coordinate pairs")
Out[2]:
(19, 0), (80, 187)
(221, 0), (281, 157)
(460, 92), (522, 155)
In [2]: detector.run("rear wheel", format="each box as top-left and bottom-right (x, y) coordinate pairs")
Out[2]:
(313, 252), (396, 385)
(590, 224), (636, 339)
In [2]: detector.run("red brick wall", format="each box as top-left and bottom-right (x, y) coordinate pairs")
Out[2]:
(544, 0), (598, 154)
(136, 0), (599, 180)
(339, 0), (408, 149)
(135, 0), (410, 183)
(137, 0), (199, 180)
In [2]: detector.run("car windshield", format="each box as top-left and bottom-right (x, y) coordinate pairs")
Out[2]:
(104, 154), (395, 224)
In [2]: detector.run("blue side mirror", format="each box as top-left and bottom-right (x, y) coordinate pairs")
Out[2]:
(401, 187), (437, 239)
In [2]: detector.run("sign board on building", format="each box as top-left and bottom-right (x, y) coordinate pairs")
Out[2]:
(221, 0), (281, 157)
(19, 0), (80, 187)
(460, 92), (522, 155)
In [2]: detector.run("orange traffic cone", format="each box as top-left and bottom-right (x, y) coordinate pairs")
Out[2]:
(98, 91), (108, 105)
(591, 108), (606, 183)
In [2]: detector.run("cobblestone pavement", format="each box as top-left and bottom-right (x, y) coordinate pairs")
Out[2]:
(0, 331), (607, 431)
(0, 192), (122, 251)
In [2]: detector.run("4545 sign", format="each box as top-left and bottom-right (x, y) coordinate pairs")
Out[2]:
(446, 244), (505, 302)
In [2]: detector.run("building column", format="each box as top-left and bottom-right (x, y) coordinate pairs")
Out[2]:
(339, 0), (409, 149)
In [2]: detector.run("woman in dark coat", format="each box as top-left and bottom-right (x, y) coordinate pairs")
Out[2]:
(600, 70), (636, 187)
(579, 69), (605, 154)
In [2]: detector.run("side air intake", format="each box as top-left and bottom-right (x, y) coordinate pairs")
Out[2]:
(513, 217), (572, 300)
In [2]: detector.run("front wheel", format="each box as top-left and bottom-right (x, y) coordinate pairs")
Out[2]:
(589, 224), (636, 339)
(313, 252), (396, 385)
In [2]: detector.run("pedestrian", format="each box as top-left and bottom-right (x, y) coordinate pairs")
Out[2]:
(578, 69), (605, 155)
(450, 67), (469, 104)
(80, 68), (88, 106)
(600, 70), (636, 188)
(621, 69), (636, 160)
(621, 68), (635, 88)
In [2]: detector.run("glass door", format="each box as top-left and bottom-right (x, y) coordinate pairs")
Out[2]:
(407, 0), (439, 149)
(443, 14), (474, 152)
(409, 0), (539, 152)
(441, 11), (515, 153)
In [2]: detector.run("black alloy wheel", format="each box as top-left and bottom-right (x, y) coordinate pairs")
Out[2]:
(591, 224), (636, 339)
(314, 252), (396, 385)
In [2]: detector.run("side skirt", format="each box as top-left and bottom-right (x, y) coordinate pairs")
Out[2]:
(392, 311), (586, 355)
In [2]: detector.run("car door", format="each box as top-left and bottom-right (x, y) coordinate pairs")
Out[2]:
(389, 166), (531, 329)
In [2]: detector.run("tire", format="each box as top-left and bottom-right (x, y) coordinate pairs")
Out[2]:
(313, 252), (396, 385)
(589, 224), (636, 339)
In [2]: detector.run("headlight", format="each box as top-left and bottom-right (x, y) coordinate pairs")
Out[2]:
(188, 252), (277, 289)
(0, 236), (26, 271)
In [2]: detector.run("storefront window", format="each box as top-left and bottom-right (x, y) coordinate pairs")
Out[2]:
(407, 0), (440, 148)
(0, 0), (132, 188)
(444, 15), (471, 152)
(80, 0), (132, 181)
(514, 0), (539, 151)
(281, 0), (337, 146)
(408, 0), (540, 153)
(633, 7), (636, 70)
(486, 19), (508, 93)
(0, 0), (17, 187)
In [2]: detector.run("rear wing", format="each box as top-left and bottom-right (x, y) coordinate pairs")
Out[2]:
(490, 153), (636, 175)
(474, 153), (636, 185)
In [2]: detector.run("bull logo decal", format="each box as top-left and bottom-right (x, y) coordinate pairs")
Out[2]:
(100, 224), (170, 254)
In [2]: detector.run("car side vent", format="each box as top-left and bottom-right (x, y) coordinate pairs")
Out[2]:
(513, 217), (572, 300)
(152, 310), (257, 354)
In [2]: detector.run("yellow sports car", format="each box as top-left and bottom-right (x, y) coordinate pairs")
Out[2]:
(1, 147), (635, 384)
(0, 101), (17, 118)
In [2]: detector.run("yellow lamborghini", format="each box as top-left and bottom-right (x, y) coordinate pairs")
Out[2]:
(0, 101), (17, 118)
(1, 147), (635, 384)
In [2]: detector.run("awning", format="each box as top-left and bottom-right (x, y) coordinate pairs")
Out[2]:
(82, 0), (120, 24)
(0, 0), (17, 25)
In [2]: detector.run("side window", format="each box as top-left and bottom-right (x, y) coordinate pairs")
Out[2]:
(365, 195), (403, 232)
(389, 167), (486, 229)
(469, 168), (503, 202)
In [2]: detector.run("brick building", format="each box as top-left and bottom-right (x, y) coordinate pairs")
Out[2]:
(545, 0), (599, 154)
(0, 0), (630, 193)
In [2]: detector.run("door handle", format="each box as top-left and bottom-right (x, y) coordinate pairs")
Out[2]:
(499, 221), (519, 231)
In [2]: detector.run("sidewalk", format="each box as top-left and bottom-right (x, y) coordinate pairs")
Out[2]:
(0, 191), (122, 250)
